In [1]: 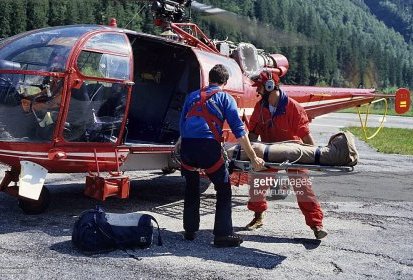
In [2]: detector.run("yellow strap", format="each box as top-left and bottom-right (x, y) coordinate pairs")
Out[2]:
(356, 98), (388, 140)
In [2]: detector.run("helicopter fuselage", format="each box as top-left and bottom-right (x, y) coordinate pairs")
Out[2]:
(0, 23), (405, 210)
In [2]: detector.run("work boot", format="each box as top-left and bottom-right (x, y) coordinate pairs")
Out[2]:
(245, 212), (264, 230)
(213, 235), (243, 247)
(183, 231), (196, 241)
(311, 226), (328, 240)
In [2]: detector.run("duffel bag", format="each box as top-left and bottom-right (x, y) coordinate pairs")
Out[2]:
(72, 206), (162, 254)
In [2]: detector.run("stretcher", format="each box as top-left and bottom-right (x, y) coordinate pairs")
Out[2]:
(228, 159), (355, 187)
(226, 131), (358, 185)
(231, 159), (354, 173)
(173, 132), (358, 185)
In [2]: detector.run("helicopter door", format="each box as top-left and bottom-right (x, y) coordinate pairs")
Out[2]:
(63, 33), (132, 143)
(192, 49), (244, 94)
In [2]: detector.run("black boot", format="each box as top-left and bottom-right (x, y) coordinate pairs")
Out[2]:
(213, 235), (243, 247)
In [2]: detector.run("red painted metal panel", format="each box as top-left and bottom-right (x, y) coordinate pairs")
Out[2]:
(395, 88), (411, 114)
(191, 48), (244, 93)
(305, 96), (375, 119)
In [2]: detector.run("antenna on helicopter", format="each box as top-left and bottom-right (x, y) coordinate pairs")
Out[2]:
(124, 3), (148, 29)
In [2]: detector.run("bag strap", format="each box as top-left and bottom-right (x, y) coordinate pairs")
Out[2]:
(93, 208), (143, 260)
(149, 216), (163, 246)
(93, 207), (163, 261)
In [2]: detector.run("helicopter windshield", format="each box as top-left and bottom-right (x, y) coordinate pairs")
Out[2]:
(0, 26), (100, 143)
(0, 26), (100, 72)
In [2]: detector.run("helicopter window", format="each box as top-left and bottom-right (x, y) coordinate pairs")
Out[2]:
(0, 26), (96, 68)
(0, 74), (63, 142)
(84, 33), (130, 55)
(77, 51), (130, 80)
(64, 80), (128, 143)
(12, 47), (55, 71)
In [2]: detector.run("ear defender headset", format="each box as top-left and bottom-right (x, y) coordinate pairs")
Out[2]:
(264, 71), (276, 92)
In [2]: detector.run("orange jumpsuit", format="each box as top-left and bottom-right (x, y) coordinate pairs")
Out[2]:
(247, 91), (323, 227)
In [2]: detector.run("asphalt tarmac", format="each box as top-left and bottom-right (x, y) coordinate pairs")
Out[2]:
(0, 113), (412, 280)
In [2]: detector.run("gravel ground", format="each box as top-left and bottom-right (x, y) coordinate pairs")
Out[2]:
(0, 113), (412, 280)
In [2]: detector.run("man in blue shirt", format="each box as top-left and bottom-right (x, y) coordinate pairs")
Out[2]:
(177, 64), (265, 247)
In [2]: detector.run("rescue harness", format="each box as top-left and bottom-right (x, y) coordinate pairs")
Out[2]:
(180, 88), (226, 174)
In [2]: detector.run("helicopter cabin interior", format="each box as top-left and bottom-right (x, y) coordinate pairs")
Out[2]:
(125, 34), (200, 145)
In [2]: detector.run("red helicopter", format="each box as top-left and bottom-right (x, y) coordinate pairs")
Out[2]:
(0, 0), (410, 213)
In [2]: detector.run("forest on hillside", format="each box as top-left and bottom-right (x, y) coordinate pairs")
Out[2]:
(363, 0), (413, 44)
(0, 0), (412, 89)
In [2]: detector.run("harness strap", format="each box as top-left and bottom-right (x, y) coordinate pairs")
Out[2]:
(263, 145), (271, 162)
(181, 157), (224, 174)
(314, 147), (321, 165)
(186, 89), (224, 142)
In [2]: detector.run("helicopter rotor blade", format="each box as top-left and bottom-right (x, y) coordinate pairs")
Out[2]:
(190, 1), (226, 15)
(190, 0), (314, 48)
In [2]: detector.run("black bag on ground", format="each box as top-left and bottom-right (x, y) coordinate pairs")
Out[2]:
(72, 206), (162, 253)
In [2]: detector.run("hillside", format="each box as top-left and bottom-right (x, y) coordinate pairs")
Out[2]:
(196, 0), (413, 89)
(362, 0), (413, 43)
(0, 0), (412, 89)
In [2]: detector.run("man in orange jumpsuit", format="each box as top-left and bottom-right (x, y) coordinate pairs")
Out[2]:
(246, 70), (327, 239)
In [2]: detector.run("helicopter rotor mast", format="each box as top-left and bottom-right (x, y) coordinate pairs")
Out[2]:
(150, 0), (219, 52)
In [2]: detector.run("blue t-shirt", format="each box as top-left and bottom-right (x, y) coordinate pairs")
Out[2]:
(180, 85), (246, 139)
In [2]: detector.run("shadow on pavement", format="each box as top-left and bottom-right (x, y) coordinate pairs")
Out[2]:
(241, 234), (321, 250)
(50, 229), (286, 269)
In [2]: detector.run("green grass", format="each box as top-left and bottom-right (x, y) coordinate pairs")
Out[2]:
(339, 107), (413, 117)
(339, 90), (413, 117)
(345, 127), (413, 155)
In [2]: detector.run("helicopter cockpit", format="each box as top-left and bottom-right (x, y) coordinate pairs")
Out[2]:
(0, 26), (95, 142)
(0, 26), (130, 144)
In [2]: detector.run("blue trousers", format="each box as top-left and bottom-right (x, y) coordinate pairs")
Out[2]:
(181, 138), (233, 237)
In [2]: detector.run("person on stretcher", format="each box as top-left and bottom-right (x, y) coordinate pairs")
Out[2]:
(225, 131), (358, 167)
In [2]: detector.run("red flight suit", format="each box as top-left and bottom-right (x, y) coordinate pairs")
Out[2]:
(247, 92), (324, 228)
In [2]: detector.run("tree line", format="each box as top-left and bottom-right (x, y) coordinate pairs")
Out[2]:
(0, 0), (412, 89)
